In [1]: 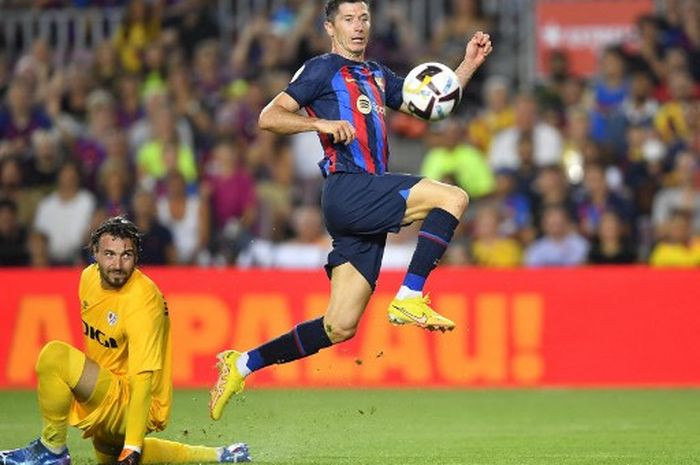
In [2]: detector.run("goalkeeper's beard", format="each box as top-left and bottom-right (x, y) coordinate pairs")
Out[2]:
(99, 266), (132, 289)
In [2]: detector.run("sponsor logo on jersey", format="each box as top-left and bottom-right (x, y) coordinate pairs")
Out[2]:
(107, 311), (118, 326)
(83, 320), (118, 349)
(356, 95), (372, 114)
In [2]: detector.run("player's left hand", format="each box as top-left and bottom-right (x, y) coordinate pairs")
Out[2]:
(465, 31), (493, 68)
(117, 448), (141, 465)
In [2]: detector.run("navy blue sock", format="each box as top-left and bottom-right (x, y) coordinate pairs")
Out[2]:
(403, 208), (459, 292)
(245, 317), (332, 372)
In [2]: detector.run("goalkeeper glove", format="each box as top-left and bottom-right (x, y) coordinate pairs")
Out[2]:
(117, 448), (141, 465)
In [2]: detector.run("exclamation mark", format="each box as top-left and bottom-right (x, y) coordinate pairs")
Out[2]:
(512, 294), (544, 384)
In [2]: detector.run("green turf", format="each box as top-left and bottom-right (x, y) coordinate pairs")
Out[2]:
(1, 389), (699, 464)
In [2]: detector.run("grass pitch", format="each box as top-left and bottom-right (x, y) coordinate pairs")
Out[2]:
(1, 389), (699, 465)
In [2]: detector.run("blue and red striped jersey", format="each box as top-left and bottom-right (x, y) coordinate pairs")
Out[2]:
(284, 53), (404, 177)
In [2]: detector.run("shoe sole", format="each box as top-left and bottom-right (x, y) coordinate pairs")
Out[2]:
(388, 314), (455, 332)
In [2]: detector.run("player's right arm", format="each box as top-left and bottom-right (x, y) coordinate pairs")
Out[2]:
(258, 91), (356, 144)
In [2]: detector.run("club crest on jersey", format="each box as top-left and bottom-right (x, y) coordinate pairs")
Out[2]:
(107, 311), (118, 326)
(356, 95), (372, 115)
(374, 76), (385, 91)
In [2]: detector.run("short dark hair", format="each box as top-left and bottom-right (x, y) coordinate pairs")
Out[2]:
(89, 216), (141, 257)
(325, 0), (369, 21)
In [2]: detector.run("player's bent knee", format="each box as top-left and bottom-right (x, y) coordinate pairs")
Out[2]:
(35, 340), (71, 374)
(324, 319), (358, 343)
(452, 187), (469, 213)
(446, 186), (469, 216)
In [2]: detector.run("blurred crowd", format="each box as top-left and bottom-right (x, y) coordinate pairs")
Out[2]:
(0, 0), (699, 269)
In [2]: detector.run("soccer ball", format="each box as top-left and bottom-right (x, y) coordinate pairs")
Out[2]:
(402, 62), (462, 121)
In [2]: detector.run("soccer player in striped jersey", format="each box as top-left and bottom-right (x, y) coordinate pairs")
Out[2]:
(1, 217), (250, 465)
(210, 0), (492, 421)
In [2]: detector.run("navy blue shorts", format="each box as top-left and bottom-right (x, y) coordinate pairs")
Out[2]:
(321, 172), (422, 289)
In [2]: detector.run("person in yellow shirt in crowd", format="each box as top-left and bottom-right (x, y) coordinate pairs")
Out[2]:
(470, 204), (523, 267)
(113, 0), (162, 74)
(467, 75), (515, 153)
(649, 209), (700, 267)
(0, 217), (250, 465)
(421, 119), (495, 200)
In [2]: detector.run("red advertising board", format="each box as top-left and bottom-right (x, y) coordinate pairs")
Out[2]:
(1, 267), (699, 389)
(536, 0), (655, 76)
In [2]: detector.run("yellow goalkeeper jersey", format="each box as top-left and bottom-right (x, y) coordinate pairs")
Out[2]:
(78, 263), (173, 430)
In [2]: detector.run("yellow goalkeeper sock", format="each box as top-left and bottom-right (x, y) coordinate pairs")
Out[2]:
(35, 341), (86, 452)
(142, 438), (220, 463)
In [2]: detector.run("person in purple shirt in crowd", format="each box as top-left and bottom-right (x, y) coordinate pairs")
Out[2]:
(0, 79), (52, 159)
(201, 139), (257, 243)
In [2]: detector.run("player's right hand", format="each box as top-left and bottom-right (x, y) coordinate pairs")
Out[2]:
(316, 119), (356, 145)
(117, 448), (141, 465)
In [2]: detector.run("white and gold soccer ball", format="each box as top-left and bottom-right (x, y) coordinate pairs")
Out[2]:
(402, 62), (462, 121)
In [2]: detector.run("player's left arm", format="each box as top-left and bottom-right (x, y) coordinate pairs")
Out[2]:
(118, 371), (154, 465)
(454, 31), (493, 89)
(119, 287), (167, 464)
(393, 31), (493, 115)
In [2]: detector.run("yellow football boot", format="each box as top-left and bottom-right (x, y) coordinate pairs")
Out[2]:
(387, 294), (455, 332)
(209, 350), (246, 421)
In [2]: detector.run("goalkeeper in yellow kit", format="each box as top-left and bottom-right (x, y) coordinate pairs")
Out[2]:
(0, 217), (251, 465)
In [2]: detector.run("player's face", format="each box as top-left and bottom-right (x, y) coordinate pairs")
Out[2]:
(325, 2), (371, 60)
(94, 235), (137, 290)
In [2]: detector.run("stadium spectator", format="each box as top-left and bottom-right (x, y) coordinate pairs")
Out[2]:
(488, 93), (563, 170)
(129, 86), (194, 154)
(24, 129), (62, 193)
(530, 165), (578, 236)
(95, 163), (131, 218)
(73, 89), (116, 191)
(470, 203), (523, 267)
(560, 107), (591, 184)
(130, 188), (176, 265)
(654, 71), (696, 144)
(255, 139), (297, 241)
(0, 79), (52, 159)
(420, 119), (495, 200)
(649, 209), (700, 267)
(238, 205), (330, 269)
(114, 73), (144, 129)
(26, 230), (51, 268)
(0, 157), (44, 227)
(467, 75), (514, 153)
(156, 170), (210, 264)
(621, 71), (659, 127)
(113, 0), (162, 73)
(431, 0), (492, 105)
(0, 198), (30, 266)
(91, 40), (122, 92)
(203, 139), (257, 232)
(575, 162), (634, 239)
(163, 0), (220, 61)
(589, 46), (629, 150)
(524, 204), (589, 267)
(289, 130), (324, 206)
(136, 106), (198, 190)
(33, 161), (96, 265)
(167, 64), (214, 145)
(588, 210), (637, 264)
(651, 151), (700, 237)
(490, 168), (533, 242)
